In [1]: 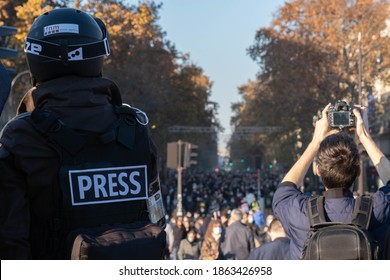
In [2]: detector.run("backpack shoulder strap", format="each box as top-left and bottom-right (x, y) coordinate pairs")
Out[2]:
(351, 195), (373, 230)
(307, 195), (327, 226)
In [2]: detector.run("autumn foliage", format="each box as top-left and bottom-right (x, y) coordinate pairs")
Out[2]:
(0, 0), (220, 169)
(231, 0), (390, 168)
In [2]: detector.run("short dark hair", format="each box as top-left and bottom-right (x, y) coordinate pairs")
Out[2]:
(269, 218), (285, 234)
(315, 133), (360, 189)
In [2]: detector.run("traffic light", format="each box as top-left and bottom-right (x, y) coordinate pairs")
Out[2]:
(166, 141), (198, 169)
(166, 141), (179, 169)
(183, 142), (198, 168)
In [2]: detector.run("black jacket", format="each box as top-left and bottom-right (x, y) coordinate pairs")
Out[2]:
(221, 221), (255, 260)
(0, 75), (159, 259)
(248, 237), (291, 260)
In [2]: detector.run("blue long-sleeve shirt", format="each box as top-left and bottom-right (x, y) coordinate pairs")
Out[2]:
(272, 182), (390, 259)
(248, 237), (291, 260)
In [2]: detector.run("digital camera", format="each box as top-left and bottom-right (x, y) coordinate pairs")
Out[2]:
(327, 100), (356, 129)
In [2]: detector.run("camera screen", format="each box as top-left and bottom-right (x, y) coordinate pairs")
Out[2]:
(333, 112), (350, 126)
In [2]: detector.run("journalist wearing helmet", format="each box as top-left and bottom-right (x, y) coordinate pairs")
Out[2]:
(0, 8), (165, 259)
(272, 103), (390, 260)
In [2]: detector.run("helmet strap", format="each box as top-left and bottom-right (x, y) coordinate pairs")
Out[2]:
(60, 39), (69, 66)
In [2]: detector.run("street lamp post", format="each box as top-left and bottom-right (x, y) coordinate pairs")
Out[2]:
(357, 32), (365, 196)
(357, 32), (362, 105)
(176, 140), (183, 217)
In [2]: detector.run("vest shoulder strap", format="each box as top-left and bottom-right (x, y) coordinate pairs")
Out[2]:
(28, 109), (85, 155)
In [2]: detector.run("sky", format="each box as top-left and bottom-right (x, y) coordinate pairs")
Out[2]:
(130, 0), (288, 151)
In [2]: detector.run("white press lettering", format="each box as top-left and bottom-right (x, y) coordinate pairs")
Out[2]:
(108, 173), (119, 197)
(78, 176), (92, 199)
(129, 171), (141, 194)
(118, 172), (130, 196)
(70, 165), (147, 205)
(93, 174), (108, 198)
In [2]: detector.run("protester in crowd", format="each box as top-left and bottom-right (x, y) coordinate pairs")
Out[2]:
(183, 215), (191, 234)
(252, 205), (265, 229)
(164, 215), (175, 259)
(221, 208), (255, 260)
(257, 214), (275, 245)
(220, 207), (230, 229)
(194, 215), (205, 241)
(248, 218), (290, 260)
(178, 227), (201, 260)
(200, 219), (224, 260)
(171, 215), (186, 260)
(241, 212), (249, 226)
(265, 214), (275, 228)
(247, 209), (263, 248)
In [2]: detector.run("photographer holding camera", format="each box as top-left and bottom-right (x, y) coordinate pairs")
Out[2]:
(272, 102), (390, 259)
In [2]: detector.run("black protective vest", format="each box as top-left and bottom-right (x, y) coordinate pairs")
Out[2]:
(27, 105), (155, 256)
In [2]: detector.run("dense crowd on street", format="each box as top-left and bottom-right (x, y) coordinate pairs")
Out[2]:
(161, 169), (282, 217)
(160, 170), (290, 260)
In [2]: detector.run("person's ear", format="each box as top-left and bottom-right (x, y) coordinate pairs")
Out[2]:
(315, 165), (321, 176)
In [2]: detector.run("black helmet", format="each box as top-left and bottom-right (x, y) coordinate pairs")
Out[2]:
(24, 8), (110, 84)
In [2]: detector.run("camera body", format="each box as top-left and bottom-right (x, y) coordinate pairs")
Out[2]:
(327, 100), (356, 129)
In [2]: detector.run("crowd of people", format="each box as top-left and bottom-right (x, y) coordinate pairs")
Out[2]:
(161, 169), (281, 218)
(160, 170), (290, 260)
(163, 207), (282, 260)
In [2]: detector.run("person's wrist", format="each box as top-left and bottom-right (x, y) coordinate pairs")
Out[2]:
(357, 128), (372, 144)
(310, 138), (321, 150)
(359, 134), (373, 148)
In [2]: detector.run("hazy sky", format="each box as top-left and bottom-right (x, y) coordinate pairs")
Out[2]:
(130, 0), (287, 150)
(158, 0), (287, 150)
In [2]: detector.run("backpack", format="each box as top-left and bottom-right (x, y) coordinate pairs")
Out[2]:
(27, 106), (166, 259)
(301, 195), (379, 260)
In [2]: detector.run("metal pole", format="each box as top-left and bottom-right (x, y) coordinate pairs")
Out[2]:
(357, 32), (362, 105)
(257, 168), (261, 199)
(176, 140), (183, 216)
(357, 32), (365, 196)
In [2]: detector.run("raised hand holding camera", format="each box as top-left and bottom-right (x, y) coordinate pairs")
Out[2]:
(327, 100), (356, 130)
